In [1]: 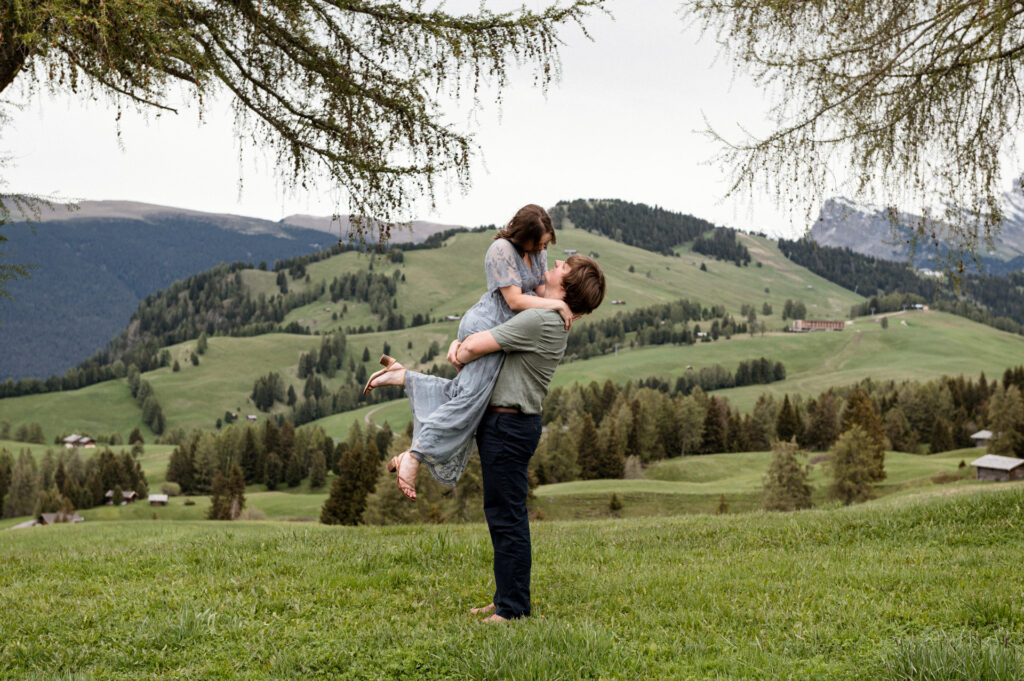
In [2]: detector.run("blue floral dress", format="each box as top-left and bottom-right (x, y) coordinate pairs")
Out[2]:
(403, 238), (547, 485)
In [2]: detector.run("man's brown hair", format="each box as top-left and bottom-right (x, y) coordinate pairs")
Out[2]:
(494, 204), (555, 255)
(562, 254), (605, 315)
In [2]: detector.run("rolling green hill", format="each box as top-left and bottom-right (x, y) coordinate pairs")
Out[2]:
(0, 226), (867, 440)
(1, 224), (1022, 447)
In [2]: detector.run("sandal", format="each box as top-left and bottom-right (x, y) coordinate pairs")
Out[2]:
(386, 450), (417, 501)
(362, 354), (402, 395)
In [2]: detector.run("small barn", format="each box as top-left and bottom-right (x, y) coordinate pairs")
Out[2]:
(37, 511), (85, 525)
(148, 494), (169, 506)
(970, 429), (993, 448)
(105, 490), (138, 505)
(970, 454), (1024, 482)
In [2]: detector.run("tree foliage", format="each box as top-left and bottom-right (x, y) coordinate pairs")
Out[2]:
(829, 427), (877, 505)
(762, 439), (813, 512)
(685, 0), (1024, 269)
(1, 0), (603, 239)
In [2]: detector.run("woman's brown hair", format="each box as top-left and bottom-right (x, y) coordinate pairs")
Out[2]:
(494, 204), (556, 255)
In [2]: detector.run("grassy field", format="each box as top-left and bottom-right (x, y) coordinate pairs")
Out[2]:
(2, 485), (1022, 680)
(534, 448), (981, 519)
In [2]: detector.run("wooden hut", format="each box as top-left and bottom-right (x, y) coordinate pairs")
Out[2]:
(970, 454), (1024, 482)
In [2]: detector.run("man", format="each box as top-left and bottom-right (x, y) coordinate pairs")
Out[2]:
(450, 254), (606, 622)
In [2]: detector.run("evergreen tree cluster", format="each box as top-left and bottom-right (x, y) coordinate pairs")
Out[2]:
(0, 446), (148, 519)
(552, 199), (718, 256)
(565, 298), (756, 359)
(250, 372), (287, 412)
(0, 421), (46, 444)
(691, 227), (752, 266)
(530, 364), (1024, 485)
(297, 333), (348, 379)
(781, 299), (809, 320)
(165, 420), (340, 495)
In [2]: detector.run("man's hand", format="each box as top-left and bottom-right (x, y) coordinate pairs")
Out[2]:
(447, 339), (464, 371)
(555, 300), (573, 331)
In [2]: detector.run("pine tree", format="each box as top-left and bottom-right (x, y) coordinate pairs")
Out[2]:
(240, 428), (261, 484)
(309, 449), (327, 489)
(701, 397), (727, 454)
(165, 446), (195, 494)
(285, 453), (304, 488)
(806, 392), (841, 451)
(3, 451), (39, 518)
(279, 421), (296, 462)
(775, 395), (800, 443)
(762, 439), (813, 511)
(207, 471), (231, 520)
(830, 427), (876, 505)
(227, 465), (246, 520)
(841, 390), (888, 481)
(986, 385), (1024, 456)
(929, 417), (955, 454)
(320, 455), (357, 526)
(264, 453), (283, 491)
(0, 450), (13, 504)
(191, 433), (218, 494)
(716, 494), (729, 514)
(128, 427), (144, 445)
(576, 414), (602, 479)
(34, 485), (65, 515)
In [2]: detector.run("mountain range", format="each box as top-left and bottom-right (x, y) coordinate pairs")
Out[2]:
(810, 194), (1024, 274)
(0, 201), (457, 380)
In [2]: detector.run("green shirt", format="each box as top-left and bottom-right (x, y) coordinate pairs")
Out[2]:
(488, 308), (568, 414)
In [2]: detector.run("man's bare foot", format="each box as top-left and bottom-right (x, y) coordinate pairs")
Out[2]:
(469, 603), (496, 616)
(481, 613), (508, 624)
(396, 450), (419, 500)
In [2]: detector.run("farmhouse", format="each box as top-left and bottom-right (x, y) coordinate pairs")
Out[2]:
(62, 434), (96, 448)
(789, 319), (845, 332)
(970, 429), (993, 447)
(444, 314), (461, 321)
(970, 454), (1024, 482)
(148, 494), (169, 506)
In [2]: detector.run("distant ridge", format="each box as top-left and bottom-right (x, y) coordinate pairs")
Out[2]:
(20, 199), (462, 244)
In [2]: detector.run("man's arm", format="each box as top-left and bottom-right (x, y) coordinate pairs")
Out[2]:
(451, 329), (501, 368)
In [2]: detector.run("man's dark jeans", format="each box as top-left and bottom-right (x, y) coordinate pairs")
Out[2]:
(476, 410), (542, 619)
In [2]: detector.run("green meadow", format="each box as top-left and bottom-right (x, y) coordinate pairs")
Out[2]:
(2, 485), (1022, 680)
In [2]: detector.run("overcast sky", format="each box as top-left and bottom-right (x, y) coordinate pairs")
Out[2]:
(2, 1), (805, 236)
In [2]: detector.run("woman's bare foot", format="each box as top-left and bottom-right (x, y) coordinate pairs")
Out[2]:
(469, 603), (496, 616)
(369, 364), (405, 389)
(395, 450), (419, 500)
(362, 360), (405, 395)
(481, 613), (508, 624)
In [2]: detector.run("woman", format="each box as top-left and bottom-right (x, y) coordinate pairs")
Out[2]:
(363, 204), (572, 499)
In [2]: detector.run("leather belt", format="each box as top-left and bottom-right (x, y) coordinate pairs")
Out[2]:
(487, 406), (522, 414)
